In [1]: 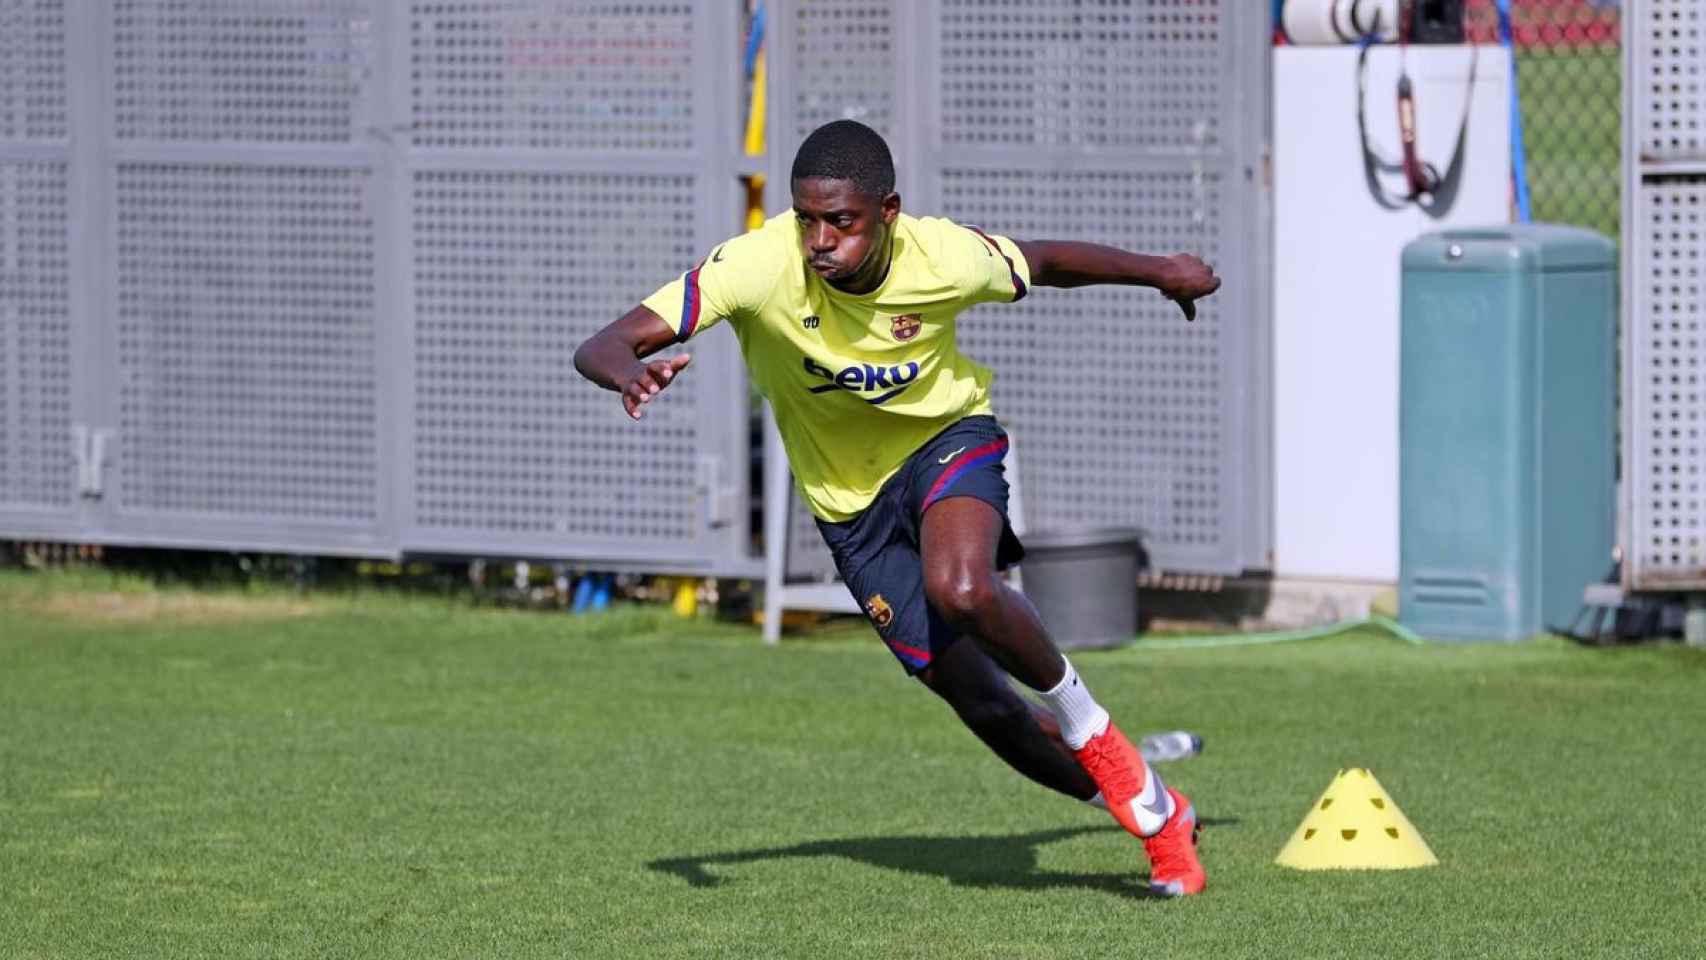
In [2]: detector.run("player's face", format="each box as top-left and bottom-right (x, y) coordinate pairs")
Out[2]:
(791, 178), (900, 287)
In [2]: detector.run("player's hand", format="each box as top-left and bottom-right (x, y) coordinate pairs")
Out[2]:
(619, 354), (692, 420)
(1157, 254), (1221, 322)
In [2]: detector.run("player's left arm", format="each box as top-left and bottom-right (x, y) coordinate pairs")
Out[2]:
(1011, 240), (1221, 322)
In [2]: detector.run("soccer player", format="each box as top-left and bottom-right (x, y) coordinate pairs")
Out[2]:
(574, 120), (1221, 896)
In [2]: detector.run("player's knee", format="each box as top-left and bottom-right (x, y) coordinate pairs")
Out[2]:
(924, 569), (998, 626)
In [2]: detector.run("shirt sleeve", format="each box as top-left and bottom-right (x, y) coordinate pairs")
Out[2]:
(949, 222), (1033, 305)
(640, 228), (779, 343)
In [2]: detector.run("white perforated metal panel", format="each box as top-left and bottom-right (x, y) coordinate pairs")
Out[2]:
(0, 0), (67, 141)
(112, 163), (381, 525)
(763, 0), (1265, 578)
(938, 0), (1223, 151)
(401, 1), (751, 570)
(0, 159), (72, 509)
(793, 0), (895, 139)
(1635, 0), (1703, 161)
(0, 0), (761, 566)
(946, 168), (1230, 559)
(786, 480), (838, 579)
(928, 0), (1260, 574)
(113, 0), (376, 144)
(409, 169), (705, 543)
(409, 1), (696, 151)
(1629, 176), (1705, 588)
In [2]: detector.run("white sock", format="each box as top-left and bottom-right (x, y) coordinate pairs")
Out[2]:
(1086, 791), (1108, 810)
(1036, 658), (1109, 751)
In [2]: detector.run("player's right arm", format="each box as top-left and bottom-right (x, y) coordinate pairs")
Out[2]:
(572, 305), (688, 421)
(574, 224), (784, 420)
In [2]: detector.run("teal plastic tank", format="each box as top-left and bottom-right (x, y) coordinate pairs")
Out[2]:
(1399, 225), (1616, 641)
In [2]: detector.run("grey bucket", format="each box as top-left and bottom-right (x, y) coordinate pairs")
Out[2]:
(1019, 528), (1142, 650)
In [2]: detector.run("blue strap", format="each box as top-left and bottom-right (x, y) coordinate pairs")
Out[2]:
(744, 1), (767, 78)
(1497, 0), (1533, 222)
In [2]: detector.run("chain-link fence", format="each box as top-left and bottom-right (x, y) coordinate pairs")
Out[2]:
(1466, 0), (1622, 240)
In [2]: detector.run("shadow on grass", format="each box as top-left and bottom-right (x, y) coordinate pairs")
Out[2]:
(649, 818), (1238, 899)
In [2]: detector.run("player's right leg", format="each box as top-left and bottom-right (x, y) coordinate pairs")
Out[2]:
(914, 630), (1099, 802)
(816, 481), (1097, 803)
(822, 416), (1205, 896)
(916, 494), (1206, 897)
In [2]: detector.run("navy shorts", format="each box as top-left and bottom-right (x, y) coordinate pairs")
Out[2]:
(816, 415), (1025, 675)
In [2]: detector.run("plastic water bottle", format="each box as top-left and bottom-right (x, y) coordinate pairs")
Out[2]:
(1138, 730), (1204, 764)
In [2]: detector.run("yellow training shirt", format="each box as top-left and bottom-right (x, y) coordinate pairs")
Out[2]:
(641, 211), (1031, 522)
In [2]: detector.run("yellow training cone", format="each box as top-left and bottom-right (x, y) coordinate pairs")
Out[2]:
(1275, 768), (1438, 870)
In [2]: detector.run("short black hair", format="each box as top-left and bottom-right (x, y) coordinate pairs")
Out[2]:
(790, 119), (895, 200)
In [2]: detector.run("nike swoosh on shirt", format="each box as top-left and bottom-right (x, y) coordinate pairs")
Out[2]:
(711, 245), (726, 263)
(937, 446), (968, 465)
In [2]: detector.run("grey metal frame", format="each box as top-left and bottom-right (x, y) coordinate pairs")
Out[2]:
(0, 1), (764, 575)
(0, 1), (79, 541)
(1623, 0), (1706, 591)
(390, 1), (755, 574)
(94, 2), (393, 557)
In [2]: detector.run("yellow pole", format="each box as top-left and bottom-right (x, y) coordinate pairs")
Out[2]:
(742, 47), (769, 232)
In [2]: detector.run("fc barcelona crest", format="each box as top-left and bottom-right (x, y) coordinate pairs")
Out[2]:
(865, 593), (894, 630)
(890, 314), (922, 342)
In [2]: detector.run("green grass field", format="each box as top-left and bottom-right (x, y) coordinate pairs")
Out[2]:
(3, 570), (1703, 958)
